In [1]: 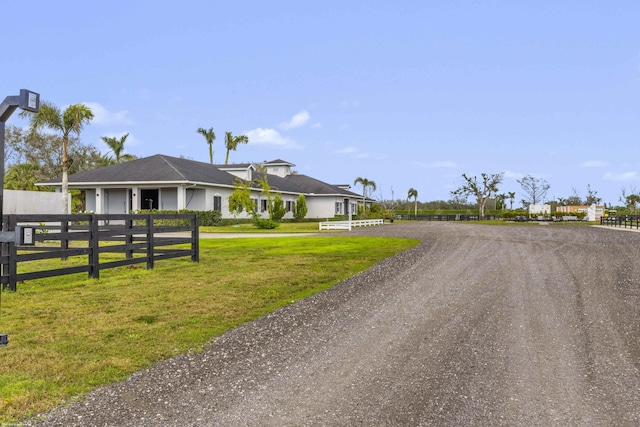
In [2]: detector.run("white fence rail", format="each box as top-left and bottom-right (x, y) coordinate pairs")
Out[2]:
(318, 219), (384, 231)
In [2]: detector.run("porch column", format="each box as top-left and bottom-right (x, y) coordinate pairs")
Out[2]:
(95, 187), (104, 214)
(131, 187), (140, 212)
(177, 185), (187, 210)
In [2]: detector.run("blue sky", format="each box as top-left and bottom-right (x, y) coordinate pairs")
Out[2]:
(2, 1), (639, 206)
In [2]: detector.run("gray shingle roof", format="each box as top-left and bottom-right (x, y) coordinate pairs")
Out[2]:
(43, 155), (362, 198)
(52, 155), (238, 186)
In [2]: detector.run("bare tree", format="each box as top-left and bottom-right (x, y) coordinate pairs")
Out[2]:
(517, 175), (550, 206)
(451, 172), (504, 219)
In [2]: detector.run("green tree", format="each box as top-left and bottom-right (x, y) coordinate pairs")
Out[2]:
(20, 101), (94, 214)
(407, 187), (418, 217)
(224, 131), (249, 164)
(4, 163), (47, 191)
(5, 124), (109, 207)
(101, 133), (135, 163)
(354, 177), (377, 214)
(508, 191), (516, 209)
(451, 172), (504, 219)
(626, 194), (640, 214)
(270, 193), (286, 221)
(197, 127), (216, 164)
(293, 194), (308, 221)
(585, 184), (601, 206)
(228, 178), (255, 217)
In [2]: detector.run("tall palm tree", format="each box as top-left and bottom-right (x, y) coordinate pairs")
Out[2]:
(23, 101), (94, 214)
(408, 187), (418, 217)
(508, 191), (516, 210)
(224, 131), (249, 164)
(101, 133), (129, 163)
(354, 177), (377, 212)
(197, 127), (216, 164)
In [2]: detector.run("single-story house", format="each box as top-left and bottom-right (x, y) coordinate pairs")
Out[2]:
(40, 155), (367, 219)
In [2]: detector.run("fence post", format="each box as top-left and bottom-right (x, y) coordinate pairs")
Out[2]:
(191, 214), (199, 262)
(7, 216), (18, 291)
(146, 214), (154, 270)
(1, 214), (7, 291)
(125, 217), (133, 260)
(61, 219), (69, 261)
(89, 214), (100, 279)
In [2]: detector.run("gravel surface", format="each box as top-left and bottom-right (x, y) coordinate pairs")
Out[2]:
(26, 222), (640, 426)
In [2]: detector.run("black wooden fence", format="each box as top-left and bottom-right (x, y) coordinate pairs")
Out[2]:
(1, 213), (199, 291)
(600, 215), (640, 230)
(395, 214), (499, 221)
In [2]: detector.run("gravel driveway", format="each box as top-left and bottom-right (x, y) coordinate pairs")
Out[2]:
(29, 222), (640, 426)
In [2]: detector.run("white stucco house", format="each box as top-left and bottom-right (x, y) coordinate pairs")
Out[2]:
(40, 155), (366, 219)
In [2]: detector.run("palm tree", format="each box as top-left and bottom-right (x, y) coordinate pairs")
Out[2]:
(197, 127), (216, 164)
(101, 133), (130, 163)
(508, 191), (516, 210)
(354, 177), (377, 213)
(22, 101), (94, 214)
(224, 131), (249, 164)
(408, 188), (418, 217)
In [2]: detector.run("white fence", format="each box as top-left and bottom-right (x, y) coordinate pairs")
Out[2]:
(318, 219), (385, 231)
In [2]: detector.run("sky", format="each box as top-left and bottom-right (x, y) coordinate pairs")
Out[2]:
(2, 1), (639, 207)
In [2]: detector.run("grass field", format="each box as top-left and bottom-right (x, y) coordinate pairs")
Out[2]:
(0, 234), (418, 424)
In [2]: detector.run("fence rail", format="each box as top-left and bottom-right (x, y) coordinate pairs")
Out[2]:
(600, 215), (640, 230)
(1, 213), (199, 291)
(319, 219), (385, 231)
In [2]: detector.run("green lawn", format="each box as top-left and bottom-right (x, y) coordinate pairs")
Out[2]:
(0, 235), (418, 423)
(200, 221), (327, 233)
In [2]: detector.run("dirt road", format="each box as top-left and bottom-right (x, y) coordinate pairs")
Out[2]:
(31, 222), (640, 426)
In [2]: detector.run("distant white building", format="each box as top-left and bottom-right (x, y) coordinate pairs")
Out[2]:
(528, 204), (551, 216)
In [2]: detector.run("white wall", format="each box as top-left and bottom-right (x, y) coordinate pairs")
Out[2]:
(159, 188), (176, 210)
(104, 189), (128, 214)
(306, 196), (342, 219)
(3, 190), (71, 214)
(185, 188), (206, 211)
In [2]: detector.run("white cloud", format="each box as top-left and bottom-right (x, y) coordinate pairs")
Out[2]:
(603, 171), (639, 181)
(335, 145), (369, 158)
(245, 128), (299, 148)
(581, 160), (609, 168)
(84, 102), (132, 126)
(335, 146), (358, 154)
(279, 110), (310, 130)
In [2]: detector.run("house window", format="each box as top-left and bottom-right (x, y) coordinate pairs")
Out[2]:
(252, 198), (258, 212)
(261, 199), (268, 212)
(335, 202), (341, 214)
(286, 201), (294, 212)
(213, 195), (222, 211)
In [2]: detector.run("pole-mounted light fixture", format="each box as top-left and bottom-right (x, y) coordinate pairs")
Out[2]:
(0, 89), (40, 346)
